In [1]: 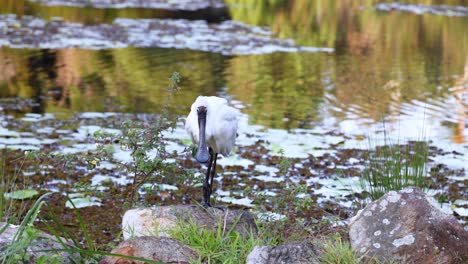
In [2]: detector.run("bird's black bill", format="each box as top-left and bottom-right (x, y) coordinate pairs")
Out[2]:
(196, 106), (210, 163)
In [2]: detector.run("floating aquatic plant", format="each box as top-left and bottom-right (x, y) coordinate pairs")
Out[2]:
(3, 190), (39, 200)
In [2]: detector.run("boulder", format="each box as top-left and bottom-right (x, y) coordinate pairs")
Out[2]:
(99, 236), (198, 264)
(122, 205), (257, 239)
(349, 187), (468, 263)
(246, 242), (320, 264)
(0, 222), (77, 263)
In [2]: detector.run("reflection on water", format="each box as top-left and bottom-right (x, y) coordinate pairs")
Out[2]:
(0, 0), (230, 23)
(452, 57), (468, 144)
(0, 47), (230, 114)
(0, 0), (467, 146)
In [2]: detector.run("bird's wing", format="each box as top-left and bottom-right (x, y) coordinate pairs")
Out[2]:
(212, 105), (239, 156)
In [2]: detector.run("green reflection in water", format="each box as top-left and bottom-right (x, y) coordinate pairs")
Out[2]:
(0, 47), (229, 115)
(226, 52), (327, 129)
(0, 0), (229, 24)
(226, 0), (468, 129)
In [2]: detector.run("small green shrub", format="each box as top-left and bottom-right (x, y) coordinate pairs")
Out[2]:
(91, 72), (185, 207)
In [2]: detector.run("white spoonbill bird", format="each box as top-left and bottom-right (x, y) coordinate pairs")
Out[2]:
(185, 96), (239, 207)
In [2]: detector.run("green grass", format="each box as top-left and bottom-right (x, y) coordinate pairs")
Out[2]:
(318, 234), (397, 264)
(169, 215), (266, 264)
(1, 193), (51, 263)
(0, 149), (31, 224)
(318, 234), (359, 264)
(362, 137), (429, 200)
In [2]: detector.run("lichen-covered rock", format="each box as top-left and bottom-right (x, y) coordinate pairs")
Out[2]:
(246, 242), (320, 264)
(349, 188), (468, 263)
(122, 205), (257, 239)
(99, 236), (197, 264)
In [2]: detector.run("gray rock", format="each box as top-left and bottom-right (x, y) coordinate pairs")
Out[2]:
(246, 242), (320, 264)
(99, 236), (198, 264)
(349, 187), (468, 263)
(122, 205), (257, 239)
(0, 222), (77, 263)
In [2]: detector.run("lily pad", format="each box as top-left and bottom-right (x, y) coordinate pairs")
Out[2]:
(66, 193), (102, 208)
(4, 189), (39, 200)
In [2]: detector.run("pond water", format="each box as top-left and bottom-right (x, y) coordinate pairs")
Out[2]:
(0, 0), (467, 242)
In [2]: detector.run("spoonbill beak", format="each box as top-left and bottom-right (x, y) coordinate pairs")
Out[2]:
(196, 106), (210, 163)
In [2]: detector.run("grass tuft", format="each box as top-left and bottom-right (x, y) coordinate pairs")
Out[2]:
(361, 136), (429, 200)
(318, 234), (359, 264)
(169, 214), (262, 264)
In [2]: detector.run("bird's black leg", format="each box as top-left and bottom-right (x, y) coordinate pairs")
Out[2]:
(209, 153), (218, 196)
(202, 148), (215, 207)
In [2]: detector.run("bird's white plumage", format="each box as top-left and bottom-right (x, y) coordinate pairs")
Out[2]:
(185, 96), (239, 156)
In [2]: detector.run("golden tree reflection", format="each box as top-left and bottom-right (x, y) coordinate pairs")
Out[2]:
(452, 55), (468, 144)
